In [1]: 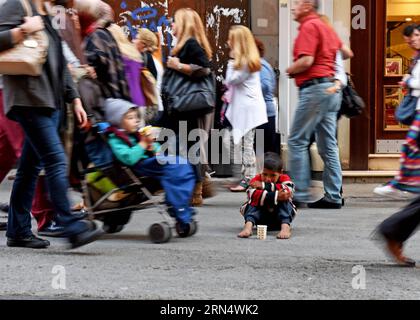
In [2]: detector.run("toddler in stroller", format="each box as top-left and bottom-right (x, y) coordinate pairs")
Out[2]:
(94, 99), (199, 242)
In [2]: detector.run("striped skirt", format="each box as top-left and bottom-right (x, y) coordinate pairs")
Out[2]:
(390, 109), (420, 193)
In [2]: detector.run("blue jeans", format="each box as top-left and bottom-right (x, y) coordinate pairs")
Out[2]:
(288, 83), (342, 204)
(133, 156), (197, 225)
(7, 109), (88, 239)
(244, 202), (295, 227)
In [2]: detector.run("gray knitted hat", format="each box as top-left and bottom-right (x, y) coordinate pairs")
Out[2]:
(104, 98), (139, 127)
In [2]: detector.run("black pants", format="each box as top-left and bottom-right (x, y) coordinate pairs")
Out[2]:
(255, 116), (280, 155)
(378, 196), (420, 243)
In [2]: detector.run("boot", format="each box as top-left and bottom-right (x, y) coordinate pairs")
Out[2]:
(191, 182), (203, 207)
(202, 173), (216, 199)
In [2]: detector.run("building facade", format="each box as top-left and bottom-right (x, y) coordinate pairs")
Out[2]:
(107, 0), (420, 172)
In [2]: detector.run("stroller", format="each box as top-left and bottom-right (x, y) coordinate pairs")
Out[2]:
(75, 110), (197, 244)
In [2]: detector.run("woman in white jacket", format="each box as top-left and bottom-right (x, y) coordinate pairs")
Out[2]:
(223, 25), (268, 192)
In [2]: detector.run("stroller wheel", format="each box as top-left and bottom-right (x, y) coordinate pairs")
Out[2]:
(175, 220), (198, 238)
(149, 222), (172, 244)
(103, 223), (125, 234)
(189, 220), (198, 236)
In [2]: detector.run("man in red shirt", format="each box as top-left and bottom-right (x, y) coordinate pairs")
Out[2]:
(286, 0), (344, 209)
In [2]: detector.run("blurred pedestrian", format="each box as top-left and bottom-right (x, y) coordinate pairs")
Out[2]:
(75, 0), (130, 101)
(287, 0), (343, 209)
(223, 25), (268, 193)
(374, 24), (420, 267)
(254, 37), (280, 155)
(0, 4), (46, 223)
(374, 24), (420, 199)
(164, 8), (215, 206)
(135, 28), (165, 119)
(0, 0), (102, 249)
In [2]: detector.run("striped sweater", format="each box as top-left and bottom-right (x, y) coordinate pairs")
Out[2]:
(240, 174), (296, 215)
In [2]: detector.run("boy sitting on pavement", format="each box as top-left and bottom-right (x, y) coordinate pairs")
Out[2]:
(104, 99), (198, 234)
(238, 152), (297, 240)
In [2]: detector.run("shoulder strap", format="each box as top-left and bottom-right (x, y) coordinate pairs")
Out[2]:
(19, 0), (33, 17)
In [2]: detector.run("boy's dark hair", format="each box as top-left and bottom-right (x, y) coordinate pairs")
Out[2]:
(263, 152), (283, 173)
(403, 24), (418, 37)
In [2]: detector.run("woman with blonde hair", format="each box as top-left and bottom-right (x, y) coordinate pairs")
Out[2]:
(135, 28), (164, 114)
(163, 8), (216, 206)
(109, 24), (147, 107)
(135, 28), (159, 79)
(223, 25), (268, 192)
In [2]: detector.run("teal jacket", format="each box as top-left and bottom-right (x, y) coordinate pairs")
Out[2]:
(108, 133), (160, 166)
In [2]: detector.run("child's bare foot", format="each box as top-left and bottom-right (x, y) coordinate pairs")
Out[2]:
(238, 222), (253, 238)
(277, 224), (291, 240)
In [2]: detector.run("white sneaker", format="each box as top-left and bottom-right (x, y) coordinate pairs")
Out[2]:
(373, 184), (415, 200)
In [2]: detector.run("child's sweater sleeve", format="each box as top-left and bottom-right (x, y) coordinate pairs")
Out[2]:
(247, 175), (295, 208)
(108, 135), (147, 166)
(247, 176), (278, 208)
(280, 175), (296, 196)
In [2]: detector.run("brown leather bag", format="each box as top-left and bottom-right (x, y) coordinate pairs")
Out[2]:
(0, 0), (49, 76)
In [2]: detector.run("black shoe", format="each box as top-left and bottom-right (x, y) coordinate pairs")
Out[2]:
(38, 221), (66, 238)
(0, 222), (7, 231)
(68, 221), (104, 250)
(308, 198), (342, 209)
(7, 235), (50, 249)
(0, 202), (9, 213)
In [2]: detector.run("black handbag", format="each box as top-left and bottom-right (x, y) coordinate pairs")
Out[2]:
(161, 69), (216, 115)
(395, 94), (418, 126)
(339, 73), (366, 118)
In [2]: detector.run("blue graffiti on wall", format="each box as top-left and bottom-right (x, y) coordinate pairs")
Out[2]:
(120, 1), (172, 38)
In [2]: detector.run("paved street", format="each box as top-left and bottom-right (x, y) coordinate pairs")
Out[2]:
(1, 179), (420, 300)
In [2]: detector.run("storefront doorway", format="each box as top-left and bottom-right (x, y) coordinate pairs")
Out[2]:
(377, 0), (420, 153)
(350, 0), (420, 169)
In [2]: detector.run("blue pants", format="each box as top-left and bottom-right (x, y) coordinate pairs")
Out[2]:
(288, 83), (343, 204)
(7, 109), (88, 239)
(244, 202), (295, 228)
(134, 156), (197, 225)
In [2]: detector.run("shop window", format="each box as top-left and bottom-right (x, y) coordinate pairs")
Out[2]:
(384, 0), (420, 131)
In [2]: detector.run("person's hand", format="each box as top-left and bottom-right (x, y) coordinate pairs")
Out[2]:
(399, 74), (410, 88)
(146, 143), (155, 152)
(20, 16), (44, 34)
(326, 86), (338, 94)
(326, 81), (342, 94)
(250, 181), (263, 190)
(402, 74), (410, 82)
(73, 99), (88, 128)
(82, 65), (97, 79)
(278, 190), (292, 202)
(167, 56), (181, 70)
(286, 67), (295, 79)
(145, 136), (154, 145)
(138, 140), (149, 150)
(71, 13), (81, 30)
